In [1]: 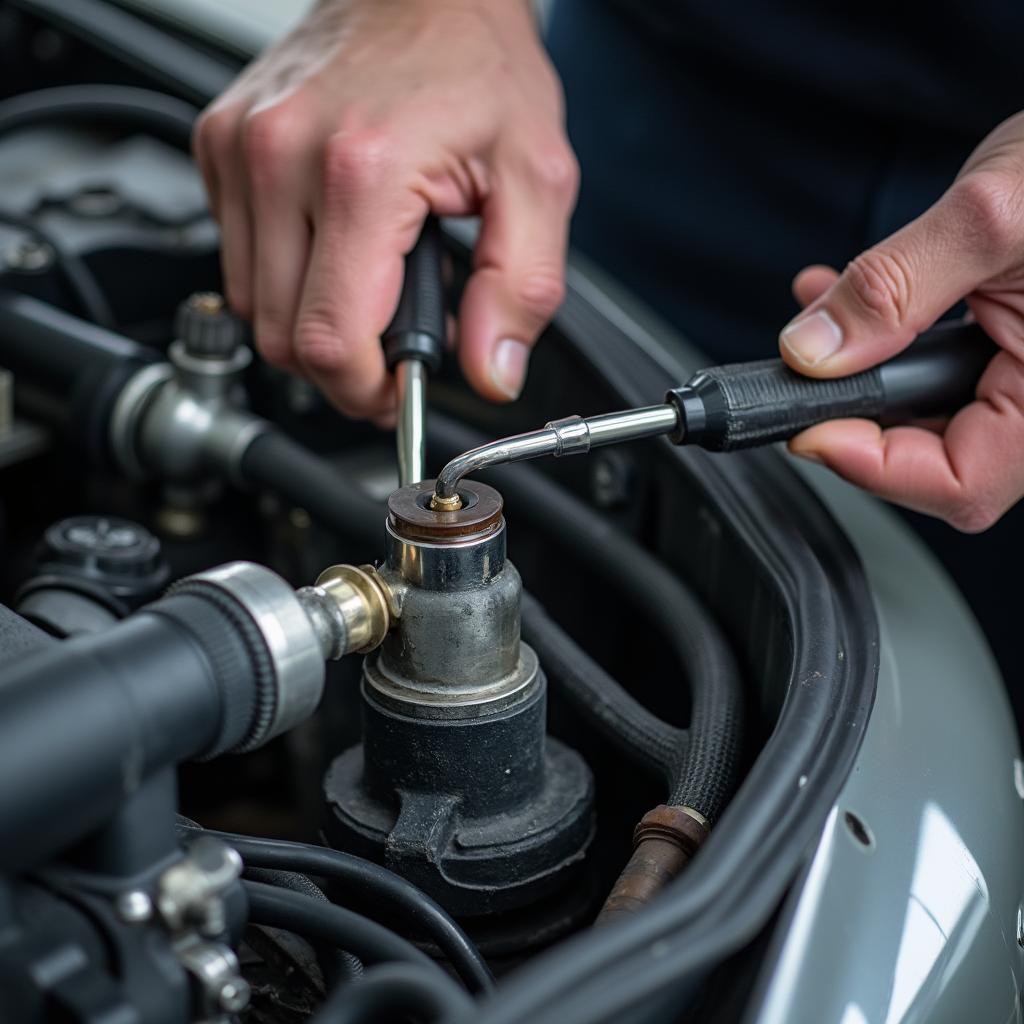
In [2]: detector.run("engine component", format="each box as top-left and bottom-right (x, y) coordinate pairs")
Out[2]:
(110, 291), (265, 484)
(0, 561), (327, 871)
(16, 515), (170, 636)
(324, 480), (595, 918)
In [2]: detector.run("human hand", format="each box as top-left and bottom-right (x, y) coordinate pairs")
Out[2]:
(778, 111), (1024, 531)
(193, 0), (577, 421)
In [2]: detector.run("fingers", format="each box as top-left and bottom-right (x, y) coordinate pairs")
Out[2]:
(291, 130), (427, 419)
(194, 103), (255, 318)
(242, 105), (313, 373)
(457, 141), (579, 401)
(791, 264), (838, 308)
(789, 350), (1024, 531)
(779, 173), (1021, 377)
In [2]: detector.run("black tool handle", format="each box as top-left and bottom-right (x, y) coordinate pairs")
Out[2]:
(666, 321), (997, 451)
(382, 216), (446, 373)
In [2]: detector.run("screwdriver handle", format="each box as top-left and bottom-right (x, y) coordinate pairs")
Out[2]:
(382, 215), (446, 373)
(666, 320), (997, 452)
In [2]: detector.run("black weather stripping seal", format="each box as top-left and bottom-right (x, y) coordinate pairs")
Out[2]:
(444, 252), (879, 1024)
(8, 0), (236, 106)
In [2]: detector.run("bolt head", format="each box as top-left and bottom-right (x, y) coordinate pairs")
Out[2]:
(116, 889), (153, 923)
(5, 237), (54, 272)
(218, 978), (251, 1013)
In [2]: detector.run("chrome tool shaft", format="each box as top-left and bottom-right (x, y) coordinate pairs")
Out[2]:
(433, 404), (679, 504)
(395, 359), (427, 487)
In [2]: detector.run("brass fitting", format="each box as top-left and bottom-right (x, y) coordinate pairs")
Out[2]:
(297, 564), (396, 660)
(429, 492), (463, 512)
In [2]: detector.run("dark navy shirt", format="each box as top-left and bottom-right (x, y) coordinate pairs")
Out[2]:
(545, 0), (1024, 709)
(548, 0), (1024, 362)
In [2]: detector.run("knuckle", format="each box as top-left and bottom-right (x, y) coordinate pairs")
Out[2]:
(194, 107), (237, 163)
(242, 107), (299, 172)
(843, 247), (915, 328)
(515, 269), (565, 321)
(948, 172), (1023, 258)
(525, 142), (580, 200)
(947, 496), (1000, 533)
(322, 129), (395, 196)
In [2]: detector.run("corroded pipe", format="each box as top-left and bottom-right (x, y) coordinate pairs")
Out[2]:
(596, 804), (709, 925)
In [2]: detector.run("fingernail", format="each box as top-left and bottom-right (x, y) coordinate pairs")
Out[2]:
(780, 310), (843, 367)
(792, 448), (825, 465)
(490, 338), (530, 399)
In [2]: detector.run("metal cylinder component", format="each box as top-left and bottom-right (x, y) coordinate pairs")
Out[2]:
(596, 805), (709, 925)
(369, 481), (536, 718)
(324, 480), (595, 919)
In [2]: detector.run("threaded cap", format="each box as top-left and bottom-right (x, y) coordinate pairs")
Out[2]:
(175, 292), (244, 358)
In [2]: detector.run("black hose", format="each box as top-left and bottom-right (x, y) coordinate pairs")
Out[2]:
(242, 867), (363, 983)
(428, 413), (744, 823)
(0, 289), (146, 391)
(178, 825), (492, 993)
(238, 430), (385, 556)
(0, 85), (197, 149)
(243, 881), (445, 979)
(520, 592), (684, 785)
(311, 964), (476, 1024)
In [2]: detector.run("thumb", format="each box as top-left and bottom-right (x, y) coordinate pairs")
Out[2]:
(778, 178), (1005, 377)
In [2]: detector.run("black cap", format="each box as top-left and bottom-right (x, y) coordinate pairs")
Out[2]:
(175, 292), (245, 359)
(33, 516), (170, 606)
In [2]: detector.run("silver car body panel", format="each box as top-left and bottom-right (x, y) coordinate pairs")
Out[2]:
(748, 467), (1024, 1024)
(572, 261), (1024, 1024)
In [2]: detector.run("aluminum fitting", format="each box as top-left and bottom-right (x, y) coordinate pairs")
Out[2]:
(108, 341), (268, 486)
(178, 562), (325, 744)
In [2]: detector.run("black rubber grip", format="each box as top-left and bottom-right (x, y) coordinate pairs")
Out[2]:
(667, 321), (996, 451)
(382, 216), (446, 373)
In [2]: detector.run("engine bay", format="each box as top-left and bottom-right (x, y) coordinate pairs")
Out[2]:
(0, 5), (881, 1022)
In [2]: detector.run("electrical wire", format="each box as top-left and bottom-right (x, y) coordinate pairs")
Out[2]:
(177, 824), (492, 993)
(243, 880), (440, 975)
